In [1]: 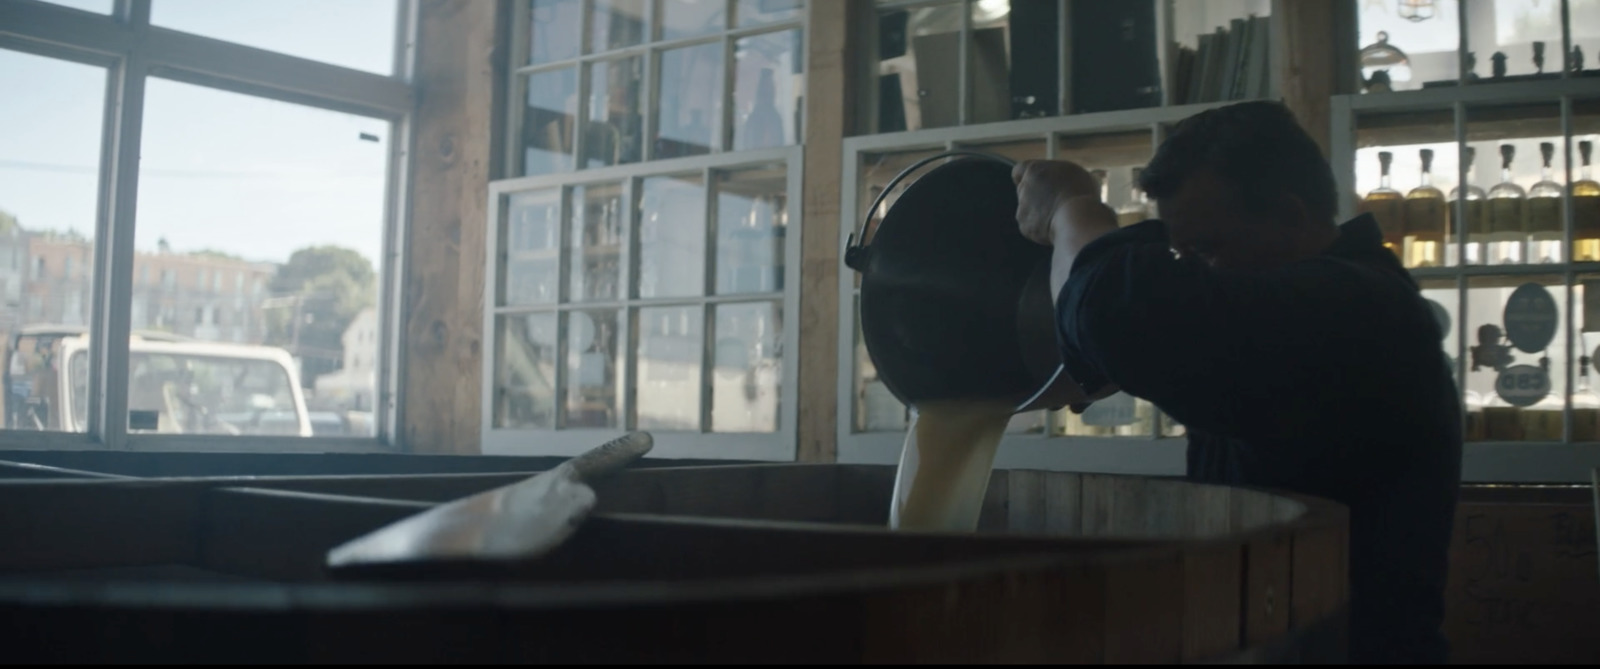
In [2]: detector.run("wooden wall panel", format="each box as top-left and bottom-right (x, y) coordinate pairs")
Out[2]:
(1443, 498), (1600, 664)
(795, 0), (857, 463)
(401, 0), (507, 454)
(1271, 0), (1349, 155)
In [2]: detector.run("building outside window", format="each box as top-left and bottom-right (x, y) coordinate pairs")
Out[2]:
(0, 0), (412, 444)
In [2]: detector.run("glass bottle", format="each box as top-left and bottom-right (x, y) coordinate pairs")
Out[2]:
(1574, 140), (1600, 262)
(1487, 143), (1527, 265)
(1358, 151), (1405, 259)
(1451, 146), (1489, 265)
(1526, 141), (1564, 264)
(1116, 168), (1153, 227)
(1403, 148), (1447, 268)
(1091, 168), (1109, 203)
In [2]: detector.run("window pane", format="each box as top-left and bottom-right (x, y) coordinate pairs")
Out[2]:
(137, 79), (388, 438)
(737, 0), (802, 27)
(711, 301), (780, 432)
(853, 293), (909, 432)
(733, 29), (804, 150)
(153, 0), (399, 76)
(637, 174), (706, 298)
(570, 182), (625, 303)
(659, 0), (725, 41)
(1577, 1), (1600, 70)
(876, 4), (961, 132)
(564, 308), (621, 428)
(1576, 274), (1600, 441)
(967, 0), (1012, 124)
(1466, 275), (1568, 441)
(40, 0), (112, 13)
(522, 67), (579, 176)
(655, 42), (724, 158)
(1468, 0), (1563, 82)
(496, 313), (557, 429)
(714, 164), (786, 295)
(634, 304), (702, 430)
(528, 0), (583, 65)
(0, 50), (104, 434)
(591, 0), (648, 53)
(584, 57), (645, 168)
(503, 189), (561, 306)
(1356, 0), (1460, 92)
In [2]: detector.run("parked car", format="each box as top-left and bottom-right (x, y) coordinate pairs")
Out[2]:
(41, 333), (313, 437)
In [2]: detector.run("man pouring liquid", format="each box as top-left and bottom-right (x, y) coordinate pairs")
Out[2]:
(1012, 102), (1462, 664)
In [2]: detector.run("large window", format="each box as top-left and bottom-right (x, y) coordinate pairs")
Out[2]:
(0, 0), (411, 448)
(485, 0), (804, 460)
(510, 0), (805, 176)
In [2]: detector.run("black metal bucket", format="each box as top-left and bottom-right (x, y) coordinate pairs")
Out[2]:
(844, 152), (1094, 413)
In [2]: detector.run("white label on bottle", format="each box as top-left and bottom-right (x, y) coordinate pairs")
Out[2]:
(1496, 364), (1552, 408)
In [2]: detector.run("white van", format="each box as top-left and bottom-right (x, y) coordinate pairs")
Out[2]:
(54, 335), (313, 437)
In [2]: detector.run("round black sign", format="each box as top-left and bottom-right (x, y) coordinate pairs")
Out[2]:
(1495, 364), (1552, 407)
(1502, 283), (1558, 354)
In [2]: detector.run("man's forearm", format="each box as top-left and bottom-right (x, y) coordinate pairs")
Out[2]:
(1049, 196), (1121, 304)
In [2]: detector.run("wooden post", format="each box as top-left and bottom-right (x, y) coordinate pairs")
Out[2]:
(795, 0), (857, 463)
(401, 0), (508, 454)
(1272, 0), (1352, 157)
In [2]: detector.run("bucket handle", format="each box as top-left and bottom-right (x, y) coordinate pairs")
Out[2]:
(844, 150), (1017, 272)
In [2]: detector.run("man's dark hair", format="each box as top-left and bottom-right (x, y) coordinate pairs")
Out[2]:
(1139, 101), (1339, 223)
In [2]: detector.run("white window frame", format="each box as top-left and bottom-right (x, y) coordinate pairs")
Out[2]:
(483, 146), (803, 461)
(504, 0), (807, 178)
(483, 1), (807, 460)
(0, 0), (416, 453)
(836, 103), (1253, 477)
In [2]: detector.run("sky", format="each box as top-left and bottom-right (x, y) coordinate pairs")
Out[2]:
(1, 0), (398, 267)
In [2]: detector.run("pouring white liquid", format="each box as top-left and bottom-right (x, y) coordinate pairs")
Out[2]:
(888, 400), (1015, 532)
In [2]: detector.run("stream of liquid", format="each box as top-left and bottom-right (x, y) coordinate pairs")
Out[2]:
(888, 400), (1015, 532)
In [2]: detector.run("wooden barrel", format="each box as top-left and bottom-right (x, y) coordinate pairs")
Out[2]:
(0, 464), (1347, 663)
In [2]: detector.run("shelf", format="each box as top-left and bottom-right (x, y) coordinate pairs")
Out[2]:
(1356, 100), (1600, 148)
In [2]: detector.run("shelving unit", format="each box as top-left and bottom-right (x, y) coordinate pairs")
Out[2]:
(1331, 0), (1600, 482)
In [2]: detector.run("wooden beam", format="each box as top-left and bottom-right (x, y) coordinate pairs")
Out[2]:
(796, 0), (857, 463)
(401, 0), (508, 454)
(1272, 0), (1349, 156)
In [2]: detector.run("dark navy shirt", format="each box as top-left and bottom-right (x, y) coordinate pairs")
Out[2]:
(1056, 215), (1463, 664)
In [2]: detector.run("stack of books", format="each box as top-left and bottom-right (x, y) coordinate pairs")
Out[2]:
(1170, 15), (1271, 105)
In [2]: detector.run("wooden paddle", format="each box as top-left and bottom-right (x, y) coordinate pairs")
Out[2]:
(326, 432), (653, 571)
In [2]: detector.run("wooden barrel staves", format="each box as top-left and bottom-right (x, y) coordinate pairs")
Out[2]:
(0, 464), (1348, 663)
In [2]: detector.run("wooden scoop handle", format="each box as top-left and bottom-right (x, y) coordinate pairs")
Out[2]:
(567, 431), (653, 482)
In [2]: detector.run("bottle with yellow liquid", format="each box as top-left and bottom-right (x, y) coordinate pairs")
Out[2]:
(1487, 143), (1527, 265)
(1450, 146), (1489, 265)
(1116, 167), (1153, 227)
(1403, 148), (1448, 268)
(1526, 141), (1564, 264)
(1573, 140), (1600, 262)
(1359, 151), (1405, 259)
